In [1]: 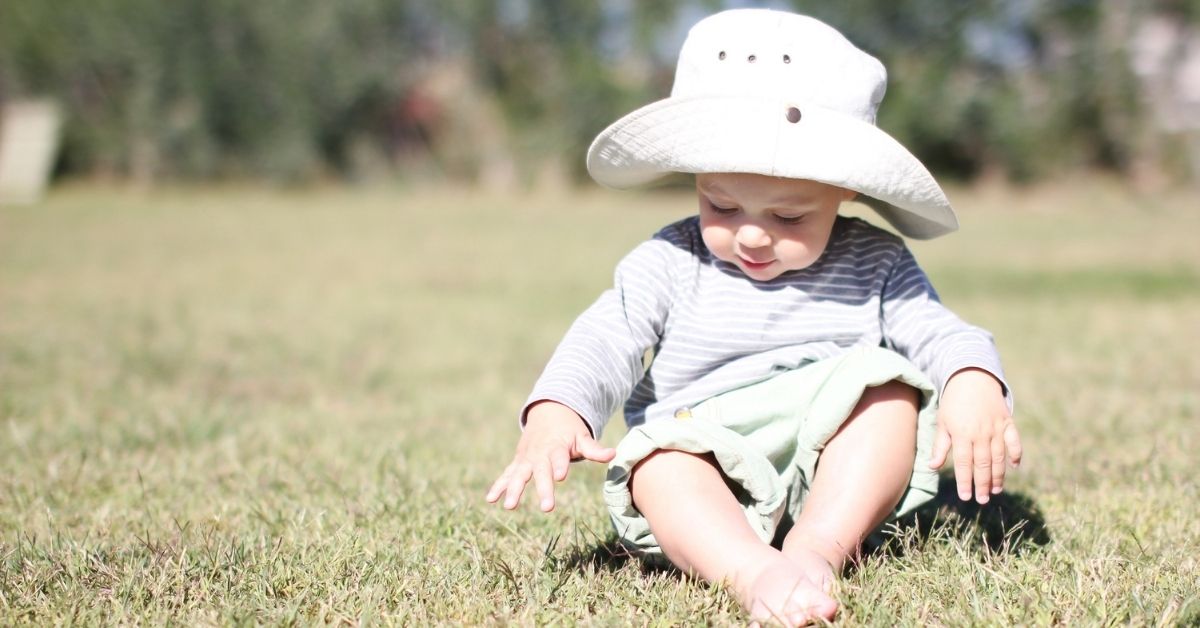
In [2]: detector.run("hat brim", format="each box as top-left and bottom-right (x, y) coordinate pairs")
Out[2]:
(587, 94), (957, 239)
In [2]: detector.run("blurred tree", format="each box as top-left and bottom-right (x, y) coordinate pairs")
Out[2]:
(0, 0), (1195, 185)
(432, 0), (691, 184)
(0, 0), (419, 182)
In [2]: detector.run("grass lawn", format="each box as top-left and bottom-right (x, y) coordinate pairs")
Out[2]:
(1, 180), (1198, 625)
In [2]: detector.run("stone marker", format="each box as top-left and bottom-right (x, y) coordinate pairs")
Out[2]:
(0, 100), (62, 205)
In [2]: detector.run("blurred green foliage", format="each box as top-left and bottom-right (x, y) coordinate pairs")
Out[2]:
(0, 0), (1195, 184)
(0, 0), (420, 181)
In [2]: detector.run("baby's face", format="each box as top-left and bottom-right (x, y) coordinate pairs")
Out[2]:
(696, 173), (855, 281)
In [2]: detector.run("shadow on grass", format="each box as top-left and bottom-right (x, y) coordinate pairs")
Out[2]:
(862, 472), (1051, 562)
(555, 524), (681, 579)
(561, 473), (1050, 577)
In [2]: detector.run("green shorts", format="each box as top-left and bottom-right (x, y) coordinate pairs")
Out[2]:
(602, 346), (939, 557)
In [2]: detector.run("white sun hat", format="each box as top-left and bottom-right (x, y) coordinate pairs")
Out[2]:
(587, 9), (958, 239)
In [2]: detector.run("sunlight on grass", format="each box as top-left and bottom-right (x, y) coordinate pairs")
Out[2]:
(1, 181), (1198, 624)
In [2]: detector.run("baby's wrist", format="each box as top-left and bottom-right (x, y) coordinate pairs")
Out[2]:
(947, 367), (1003, 392)
(524, 400), (591, 435)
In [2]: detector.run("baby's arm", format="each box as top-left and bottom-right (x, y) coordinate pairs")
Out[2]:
(929, 368), (1023, 504)
(487, 234), (679, 512)
(485, 400), (615, 512)
(880, 244), (1022, 503)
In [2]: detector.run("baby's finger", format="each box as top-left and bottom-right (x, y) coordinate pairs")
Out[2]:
(549, 447), (571, 482)
(576, 436), (616, 464)
(928, 424), (951, 469)
(502, 463), (533, 510)
(485, 465), (514, 503)
(1004, 421), (1023, 467)
(990, 434), (1006, 494)
(973, 440), (992, 504)
(952, 443), (974, 501)
(532, 460), (556, 512)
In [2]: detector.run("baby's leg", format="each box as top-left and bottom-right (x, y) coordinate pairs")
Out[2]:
(631, 449), (838, 625)
(782, 380), (920, 583)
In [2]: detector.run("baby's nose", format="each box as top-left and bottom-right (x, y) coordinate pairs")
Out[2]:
(735, 224), (771, 248)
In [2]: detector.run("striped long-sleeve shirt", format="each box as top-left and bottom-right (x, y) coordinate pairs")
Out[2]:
(524, 214), (1009, 438)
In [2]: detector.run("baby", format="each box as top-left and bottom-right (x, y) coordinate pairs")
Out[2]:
(486, 9), (1022, 625)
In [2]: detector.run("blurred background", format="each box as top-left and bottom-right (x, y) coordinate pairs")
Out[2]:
(1, 0), (1198, 194)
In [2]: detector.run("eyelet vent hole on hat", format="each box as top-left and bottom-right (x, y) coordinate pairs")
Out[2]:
(783, 54), (791, 63)
(718, 50), (726, 60)
(748, 54), (757, 62)
(786, 107), (802, 123)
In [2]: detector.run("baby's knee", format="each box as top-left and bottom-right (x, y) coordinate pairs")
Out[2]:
(844, 380), (920, 434)
(629, 449), (731, 509)
(861, 379), (920, 407)
(630, 449), (717, 489)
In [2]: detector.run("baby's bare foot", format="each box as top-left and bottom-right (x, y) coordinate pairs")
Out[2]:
(782, 542), (837, 596)
(736, 553), (838, 626)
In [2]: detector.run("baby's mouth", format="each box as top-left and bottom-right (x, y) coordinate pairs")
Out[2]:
(739, 257), (775, 269)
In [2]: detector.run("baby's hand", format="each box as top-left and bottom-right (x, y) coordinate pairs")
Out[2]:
(485, 401), (615, 512)
(929, 368), (1023, 504)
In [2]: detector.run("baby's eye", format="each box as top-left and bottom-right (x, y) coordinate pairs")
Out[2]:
(774, 214), (806, 225)
(708, 201), (739, 215)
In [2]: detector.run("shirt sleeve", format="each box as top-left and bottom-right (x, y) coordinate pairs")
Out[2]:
(519, 238), (675, 438)
(880, 245), (1014, 412)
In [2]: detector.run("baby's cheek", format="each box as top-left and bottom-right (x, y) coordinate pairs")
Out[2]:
(773, 239), (810, 267)
(700, 225), (734, 260)
(795, 232), (832, 264)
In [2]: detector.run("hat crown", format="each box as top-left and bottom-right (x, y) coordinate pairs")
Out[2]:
(671, 10), (887, 124)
